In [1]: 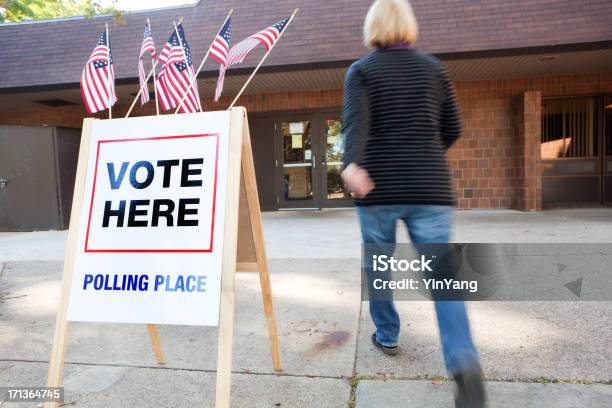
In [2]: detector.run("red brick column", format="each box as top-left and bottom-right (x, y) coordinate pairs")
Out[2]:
(515, 91), (542, 211)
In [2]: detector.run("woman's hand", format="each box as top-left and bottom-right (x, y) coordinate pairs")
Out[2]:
(341, 163), (375, 198)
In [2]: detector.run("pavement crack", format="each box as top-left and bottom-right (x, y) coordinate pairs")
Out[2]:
(348, 301), (365, 408)
(0, 262), (6, 282)
(0, 358), (345, 381)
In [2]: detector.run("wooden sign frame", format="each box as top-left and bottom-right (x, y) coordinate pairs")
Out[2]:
(45, 107), (281, 408)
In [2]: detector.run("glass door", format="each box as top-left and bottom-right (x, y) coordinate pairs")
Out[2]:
(319, 116), (352, 207)
(275, 112), (354, 209)
(277, 115), (321, 208)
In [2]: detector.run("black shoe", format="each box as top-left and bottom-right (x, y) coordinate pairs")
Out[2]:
(371, 333), (400, 356)
(454, 364), (486, 408)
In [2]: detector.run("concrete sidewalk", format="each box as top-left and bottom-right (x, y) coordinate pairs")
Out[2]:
(2, 208), (612, 262)
(1, 209), (611, 407)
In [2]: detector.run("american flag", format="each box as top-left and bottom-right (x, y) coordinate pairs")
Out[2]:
(210, 17), (231, 66)
(214, 18), (289, 102)
(80, 31), (117, 114)
(138, 23), (157, 105)
(155, 24), (202, 113)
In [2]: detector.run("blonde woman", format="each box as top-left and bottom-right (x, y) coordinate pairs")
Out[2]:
(341, 1), (486, 407)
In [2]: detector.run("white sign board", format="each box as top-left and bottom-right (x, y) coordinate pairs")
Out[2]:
(67, 111), (231, 326)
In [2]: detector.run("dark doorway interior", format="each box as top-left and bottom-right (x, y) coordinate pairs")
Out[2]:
(0, 125), (80, 231)
(249, 114), (277, 211)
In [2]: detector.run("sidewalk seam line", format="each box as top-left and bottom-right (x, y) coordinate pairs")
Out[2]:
(0, 358), (346, 380)
(1, 359), (611, 385)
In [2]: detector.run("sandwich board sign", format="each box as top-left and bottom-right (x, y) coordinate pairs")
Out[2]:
(69, 110), (228, 325)
(45, 107), (281, 407)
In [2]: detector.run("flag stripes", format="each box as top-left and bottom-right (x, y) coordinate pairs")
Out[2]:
(155, 24), (201, 113)
(214, 18), (288, 102)
(210, 17), (231, 66)
(138, 23), (157, 105)
(80, 31), (117, 114)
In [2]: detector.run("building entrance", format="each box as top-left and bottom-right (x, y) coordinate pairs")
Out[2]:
(275, 111), (352, 209)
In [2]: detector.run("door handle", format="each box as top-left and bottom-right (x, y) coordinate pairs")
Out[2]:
(312, 156), (316, 168)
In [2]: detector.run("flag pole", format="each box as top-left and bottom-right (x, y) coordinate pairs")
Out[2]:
(125, 16), (184, 118)
(228, 9), (298, 110)
(105, 22), (112, 119)
(125, 60), (158, 118)
(173, 21), (201, 113)
(148, 18), (160, 115)
(174, 9), (233, 114)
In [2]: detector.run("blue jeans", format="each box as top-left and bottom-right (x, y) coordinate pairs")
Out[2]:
(357, 204), (480, 375)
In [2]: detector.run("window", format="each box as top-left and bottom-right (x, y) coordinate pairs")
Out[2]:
(541, 97), (597, 159)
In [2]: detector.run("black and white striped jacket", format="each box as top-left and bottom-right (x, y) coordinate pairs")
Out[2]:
(342, 47), (461, 206)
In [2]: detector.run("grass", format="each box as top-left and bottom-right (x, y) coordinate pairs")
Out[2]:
(345, 374), (608, 407)
(347, 374), (450, 408)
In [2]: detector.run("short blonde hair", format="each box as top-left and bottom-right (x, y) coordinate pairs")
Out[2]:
(363, 0), (419, 48)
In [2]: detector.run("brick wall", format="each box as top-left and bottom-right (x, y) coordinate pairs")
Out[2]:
(449, 94), (516, 209)
(1, 72), (611, 210)
(450, 72), (612, 209)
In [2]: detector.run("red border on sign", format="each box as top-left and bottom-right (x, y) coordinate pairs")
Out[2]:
(84, 133), (220, 253)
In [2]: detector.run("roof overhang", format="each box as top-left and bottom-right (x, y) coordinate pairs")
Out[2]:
(0, 43), (611, 112)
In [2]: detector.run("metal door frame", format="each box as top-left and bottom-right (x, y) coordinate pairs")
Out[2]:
(274, 111), (322, 209)
(272, 109), (354, 209)
(603, 93), (612, 205)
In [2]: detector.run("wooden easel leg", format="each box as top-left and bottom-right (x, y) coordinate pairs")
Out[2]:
(215, 108), (245, 408)
(215, 279), (236, 408)
(44, 316), (69, 408)
(255, 261), (282, 372)
(146, 324), (166, 364)
(240, 116), (282, 372)
(45, 119), (95, 408)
